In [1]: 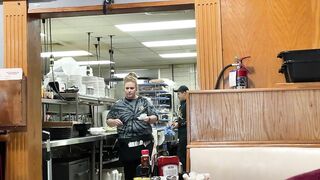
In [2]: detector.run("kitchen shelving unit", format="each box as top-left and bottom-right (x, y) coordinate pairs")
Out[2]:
(138, 82), (172, 123)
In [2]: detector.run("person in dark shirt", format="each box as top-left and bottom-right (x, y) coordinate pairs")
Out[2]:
(173, 85), (189, 172)
(106, 72), (158, 180)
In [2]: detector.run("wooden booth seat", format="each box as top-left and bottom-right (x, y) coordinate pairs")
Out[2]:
(190, 147), (320, 180)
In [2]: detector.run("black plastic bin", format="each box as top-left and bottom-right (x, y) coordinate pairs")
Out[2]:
(277, 49), (320, 82)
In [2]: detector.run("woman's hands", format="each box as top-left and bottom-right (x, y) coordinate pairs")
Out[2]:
(106, 119), (123, 127)
(107, 115), (157, 127)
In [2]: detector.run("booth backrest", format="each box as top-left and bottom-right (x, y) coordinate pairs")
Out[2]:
(190, 147), (320, 180)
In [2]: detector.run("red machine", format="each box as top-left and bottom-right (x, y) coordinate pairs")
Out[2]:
(157, 156), (180, 177)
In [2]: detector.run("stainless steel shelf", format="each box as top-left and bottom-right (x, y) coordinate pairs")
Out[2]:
(42, 132), (117, 148)
(42, 93), (116, 106)
(154, 104), (170, 108)
(103, 158), (119, 165)
(151, 97), (170, 100)
(139, 83), (168, 86)
(139, 90), (168, 94)
(42, 98), (68, 105)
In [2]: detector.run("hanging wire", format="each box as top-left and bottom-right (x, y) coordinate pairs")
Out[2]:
(41, 19), (48, 75)
(96, 37), (102, 77)
(87, 32), (92, 76)
(87, 32), (92, 60)
(109, 35), (115, 79)
(48, 18), (65, 100)
(49, 18), (53, 54)
(94, 43), (99, 76)
(46, 18), (50, 66)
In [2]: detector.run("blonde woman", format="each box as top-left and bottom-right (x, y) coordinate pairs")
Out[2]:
(106, 72), (158, 180)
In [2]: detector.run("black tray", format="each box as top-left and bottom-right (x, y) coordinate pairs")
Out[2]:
(277, 49), (320, 82)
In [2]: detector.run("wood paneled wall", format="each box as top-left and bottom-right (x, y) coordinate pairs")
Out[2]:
(221, 0), (320, 88)
(195, 0), (320, 89)
(4, 1), (42, 180)
(195, 0), (222, 90)
(188, 89), (320, 144)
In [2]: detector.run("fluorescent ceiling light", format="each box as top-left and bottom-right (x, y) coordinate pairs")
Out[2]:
(114, 73), (130, 78)
(159, 52), (197, 58)
(77, 60), (114, 66)
(121, 69), (149, 71)
(41, 50), (92, 58)
(115, 20), (195, 32)
(142, 39), (196, 47)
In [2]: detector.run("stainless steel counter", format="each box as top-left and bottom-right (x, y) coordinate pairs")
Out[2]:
(43, 131), (117, 180)
(42, 132), (117, 148)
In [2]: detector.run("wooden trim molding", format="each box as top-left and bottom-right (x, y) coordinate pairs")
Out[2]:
(195, 0), (222, 90)
(28, 0), (194, 17)
(4, 1), (27, 69)
(186, 148), (190, 172)
(4, 1), (42, 180)
(0, 134), (10, 142)
(4, 1), (29, 179)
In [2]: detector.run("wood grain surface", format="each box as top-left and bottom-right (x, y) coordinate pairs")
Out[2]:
(4, 1), (42, 180)
(0, 81), (24, 128)
(220, 0), (320, 88)
(195, 0), (223, 90)
(188, 89), (320, 143)
(275, 82), (320, 89)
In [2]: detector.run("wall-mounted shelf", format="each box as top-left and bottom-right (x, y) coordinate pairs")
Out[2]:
(139, 83), (168, 87)
(151, 97), (170, 100)
(139, 90), (168, 94)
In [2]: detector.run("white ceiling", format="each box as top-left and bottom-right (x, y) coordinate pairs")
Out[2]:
(45, 9), (196, 68)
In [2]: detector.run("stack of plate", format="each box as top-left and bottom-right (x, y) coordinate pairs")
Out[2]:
(82, 76), (99, 97)
(97, 77), (106, 97)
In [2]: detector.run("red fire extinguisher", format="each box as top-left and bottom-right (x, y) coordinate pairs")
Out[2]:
(235, 56), (250, 89)
(214, 56), (251, 89)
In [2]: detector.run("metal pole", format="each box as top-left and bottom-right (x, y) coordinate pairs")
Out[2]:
(99, 138), (103, 180)
(46, 139), (52, 180)
(92, 142), (96, 180)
